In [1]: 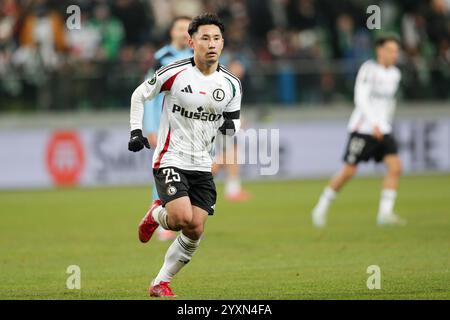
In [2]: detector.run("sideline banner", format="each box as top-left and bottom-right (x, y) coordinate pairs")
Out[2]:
(0, 128), (153, 189)
(0, 119), (449, 189)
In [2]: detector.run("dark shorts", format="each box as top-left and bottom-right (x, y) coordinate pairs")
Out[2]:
(153, 166), (217, 215)
(343, 132), (398, 165)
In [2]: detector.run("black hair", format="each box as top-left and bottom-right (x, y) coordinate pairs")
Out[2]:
(375, 33), (401, 48)
(170, 16), (192, 30)
(188, 13), (225, 37)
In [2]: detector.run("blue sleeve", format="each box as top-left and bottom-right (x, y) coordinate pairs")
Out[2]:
(143, 94), (164, 134)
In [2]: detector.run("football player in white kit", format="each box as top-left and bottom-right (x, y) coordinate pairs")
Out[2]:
(312, 35), (406, 228)
(128, 13), (242, 297)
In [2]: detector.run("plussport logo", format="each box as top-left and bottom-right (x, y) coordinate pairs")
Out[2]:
(172, 104), (222, 122)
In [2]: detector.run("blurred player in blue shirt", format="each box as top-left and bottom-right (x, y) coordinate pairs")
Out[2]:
(143, 16), (192, 240)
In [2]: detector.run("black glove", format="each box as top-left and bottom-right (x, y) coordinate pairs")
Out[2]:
(218, 119), (236, 136)
(128, 129), (150, 152)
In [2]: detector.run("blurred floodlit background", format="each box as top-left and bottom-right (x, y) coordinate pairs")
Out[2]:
(0, 0), (449, 188)
(1, 0), (450, 109)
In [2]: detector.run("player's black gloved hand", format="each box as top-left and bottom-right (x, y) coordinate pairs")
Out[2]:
(128, 129), (150, 152)
(218, 119), (236, 136)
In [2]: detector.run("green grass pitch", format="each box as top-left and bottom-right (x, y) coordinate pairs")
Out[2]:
(0, 175), (449, 300)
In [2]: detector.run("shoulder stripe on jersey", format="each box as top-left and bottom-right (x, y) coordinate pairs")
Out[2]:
(219, 65), (240, 81)
(157, 60), (191, 76)
(157, 59), (190, 74)
(157, 57), (191, 72)
(157, 59), (191, 76)
(219, 66), (242, 93)
(160, 68), (187, 92)
(224, 77), (236, 98)
(156, 58), (189, 74)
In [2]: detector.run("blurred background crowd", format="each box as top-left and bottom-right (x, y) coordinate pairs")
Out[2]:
(0, 0), (449, 111)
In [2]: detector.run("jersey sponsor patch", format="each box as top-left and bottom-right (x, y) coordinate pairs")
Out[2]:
(172, 104), (223, 122)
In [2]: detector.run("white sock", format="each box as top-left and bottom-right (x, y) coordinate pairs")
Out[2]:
(378, 189), (397, 217)
(225, 176), (241, 196)
(153, 233), (200, 284)
(314, 187), (336, 214)
(156, 226), (165, 235)
(151, 205), (170, 230)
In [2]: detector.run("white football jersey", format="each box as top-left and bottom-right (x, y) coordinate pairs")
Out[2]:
(130, 57), (242, 172)
(348, 60), (401, 134)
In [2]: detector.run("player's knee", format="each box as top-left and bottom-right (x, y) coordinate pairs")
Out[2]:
(184, 224), (204, 240)
(389, 163), (402, 177)
(175, 214), (192, 229)
(169, 209), (192, 229)
(343, 166), (357, 179)
(194, 224), (204, 237)
(346, 170), (356, 179)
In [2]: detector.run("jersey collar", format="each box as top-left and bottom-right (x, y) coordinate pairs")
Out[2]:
(190, 57), (221, 72)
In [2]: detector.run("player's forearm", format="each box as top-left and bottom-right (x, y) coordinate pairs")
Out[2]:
(147, 133), (158, 149)
(130, 84), (146, 131)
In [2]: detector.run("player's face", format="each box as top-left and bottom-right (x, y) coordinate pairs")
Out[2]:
(170, 19), (190, 49)
(189, 25), (224, 65)
(377, 41), (399, 67)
